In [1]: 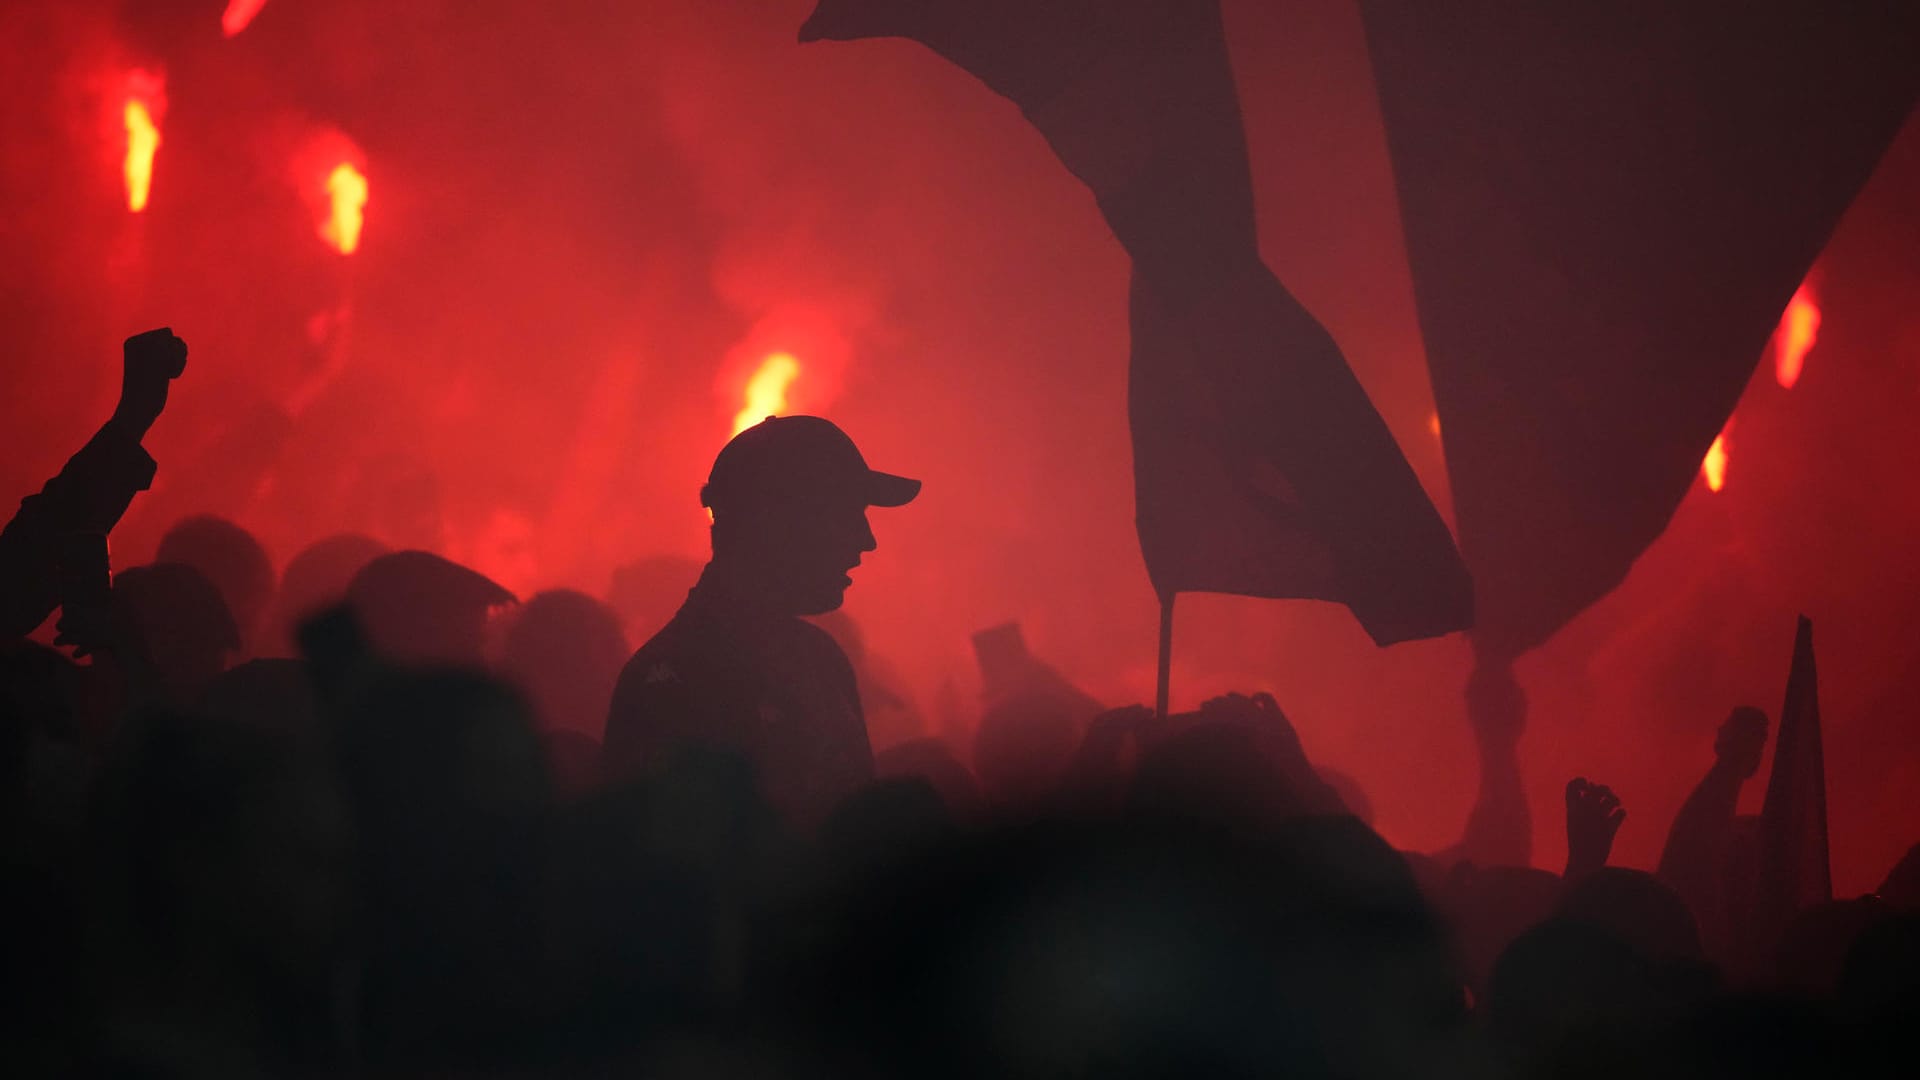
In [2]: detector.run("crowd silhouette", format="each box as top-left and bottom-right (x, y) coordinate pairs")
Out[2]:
(3, 332), (1917, 1078)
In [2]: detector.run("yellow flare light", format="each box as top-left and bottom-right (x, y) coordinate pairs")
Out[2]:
(321, 162), (367, 254)
(1701, 431), (1730, 493)
(123, 99), (160, 212)
(733, 353), (801, 436)
(1774, 282), (1821, 390)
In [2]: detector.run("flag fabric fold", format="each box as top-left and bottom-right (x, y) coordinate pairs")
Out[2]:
(1756, 616), (1830, 941)
(1361, 1), (1920, 656)
(803, 0), (1473, 645)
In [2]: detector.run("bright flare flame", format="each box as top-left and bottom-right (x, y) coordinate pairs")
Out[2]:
(733, 353), (801, 436)
(1701, 430), (1730, 493)
(1774, 282), (1821, 389)
(320, 162), (367, 254)
(123, 102), (159, 211)
(122, 75), (163, 213)
(222, 0), (269, 36)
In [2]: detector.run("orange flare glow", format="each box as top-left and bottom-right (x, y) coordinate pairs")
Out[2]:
(321, 162), (367, 254)
(121, 72), (164, 213)
(222, 0), (269, 36)
(1774, 282), (1821, 389)
(1701, 430), (1730, 493)
(733, 353), (801, 436)
(123, 102), (159, 211)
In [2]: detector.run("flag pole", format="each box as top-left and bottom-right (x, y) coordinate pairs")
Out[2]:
(1155, 591), (1175, 718)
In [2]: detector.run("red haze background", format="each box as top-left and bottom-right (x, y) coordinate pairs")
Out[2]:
(2, 0), (1916, 891)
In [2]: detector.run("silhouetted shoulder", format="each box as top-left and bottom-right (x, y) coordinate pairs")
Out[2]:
(794, 616), (858, 682)
(603, 621), (707, 780)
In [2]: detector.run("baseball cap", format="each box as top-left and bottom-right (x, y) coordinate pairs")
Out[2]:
(701, 416), (921, 511)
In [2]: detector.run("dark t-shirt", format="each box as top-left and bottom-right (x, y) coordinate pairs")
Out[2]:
(603, 570), (873, 824)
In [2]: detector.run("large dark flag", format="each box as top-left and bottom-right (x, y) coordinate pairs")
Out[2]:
(1756, 616), (1830, 940)
(801, 0), (1473, 646)
(1361, 2), (1920, 657)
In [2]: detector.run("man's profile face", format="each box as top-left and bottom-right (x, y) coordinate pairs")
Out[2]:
(738, 492), (878, 615)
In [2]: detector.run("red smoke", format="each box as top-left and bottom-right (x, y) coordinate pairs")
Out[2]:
(1, 0), (1917, 894)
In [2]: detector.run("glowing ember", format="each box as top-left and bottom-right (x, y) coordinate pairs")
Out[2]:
(1774, 281), (1821, 389)
(733, 352), (801, 435)
(320, 162), (368, 254)
(222, 0), (270, 37)
(1701, 429), (1730, 493)
(122, 72), (164, 213)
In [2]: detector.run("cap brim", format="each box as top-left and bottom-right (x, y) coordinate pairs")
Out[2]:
(864, 470), (921, 508)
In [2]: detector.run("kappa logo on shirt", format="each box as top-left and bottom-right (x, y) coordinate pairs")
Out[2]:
(645, 662), (680, 685)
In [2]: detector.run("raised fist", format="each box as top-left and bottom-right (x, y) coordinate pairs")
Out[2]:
(113, 327), (188, 436)
(1564, 776), (1626, 878)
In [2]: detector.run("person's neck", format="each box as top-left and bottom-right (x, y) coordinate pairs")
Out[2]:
(695, 558), (797, 622)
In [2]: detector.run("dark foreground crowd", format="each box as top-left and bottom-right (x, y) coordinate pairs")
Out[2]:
(4, 333), (1919, 1079)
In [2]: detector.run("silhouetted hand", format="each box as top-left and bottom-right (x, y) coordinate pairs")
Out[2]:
(1085, 704), (1158, 747)
(1564, 777), (1625, 878)
(111, 327), (187, 438)
(1713, 706), (1768, 780)
(1196, 691), (1340, 812)
(52, 602), (114, 660)
(1065, 703), (1159, 808)
(1196, 691), (1297, 747)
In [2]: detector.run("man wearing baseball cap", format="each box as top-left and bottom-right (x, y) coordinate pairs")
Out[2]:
(604, 416), (919, 824)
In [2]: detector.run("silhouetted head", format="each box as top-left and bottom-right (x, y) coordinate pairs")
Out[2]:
(702, 416), (918, 616)
(346, 550), (514, 667)
(1556, 866), (1703, 967)
(274, 533), (388, 651)
(500, 588), (628, 738)
(200, 658), (319, 738)
(1716, 705), (1769, 779)
(111, 563), (241, 701)
(1442, 863), (1564, 995)
(876, 737), (984, 823)
(821, 777), (955, 877)
(1487, 918), (1657, 1060)
(157, 515), (274, 650)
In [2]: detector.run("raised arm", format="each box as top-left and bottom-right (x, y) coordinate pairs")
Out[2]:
(0, 329), (185, 637)
(1656, 706), (1767, 951)
(1563, 777), (1626, 879)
